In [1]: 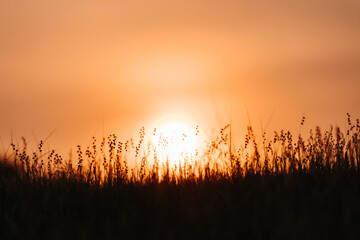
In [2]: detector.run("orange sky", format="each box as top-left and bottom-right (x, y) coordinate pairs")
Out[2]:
(1, 0), (360, 154)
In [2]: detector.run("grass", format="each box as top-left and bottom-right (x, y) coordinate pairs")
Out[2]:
(1, 114), (360, 239)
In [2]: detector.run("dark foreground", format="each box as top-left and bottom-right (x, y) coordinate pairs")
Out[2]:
(1, 166), (360, 239)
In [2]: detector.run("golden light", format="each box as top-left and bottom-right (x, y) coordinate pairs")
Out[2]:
(151, 117), (200, 166)
(122, 50), (212, 89)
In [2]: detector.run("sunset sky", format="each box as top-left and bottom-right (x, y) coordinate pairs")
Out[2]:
(1, 0), (360, 154)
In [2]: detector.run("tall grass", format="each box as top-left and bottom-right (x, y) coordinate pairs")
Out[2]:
(3, 114), (360, 185)
(2, 114), (360, 239)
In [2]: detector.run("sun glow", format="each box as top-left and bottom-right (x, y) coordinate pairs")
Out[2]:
(152, 118), (200, 166)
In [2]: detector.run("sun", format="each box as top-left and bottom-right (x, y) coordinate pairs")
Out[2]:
(151, 118), (200, 166)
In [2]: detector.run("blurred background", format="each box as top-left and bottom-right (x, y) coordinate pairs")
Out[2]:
(1, 0), (360, 155)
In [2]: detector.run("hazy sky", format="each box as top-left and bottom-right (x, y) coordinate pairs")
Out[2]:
(1, 0), (360, 154)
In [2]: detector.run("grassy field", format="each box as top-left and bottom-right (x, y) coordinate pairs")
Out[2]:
(1, 114), (360, 239)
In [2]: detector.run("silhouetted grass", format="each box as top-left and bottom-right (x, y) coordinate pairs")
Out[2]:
(1, 114), (360, 239)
